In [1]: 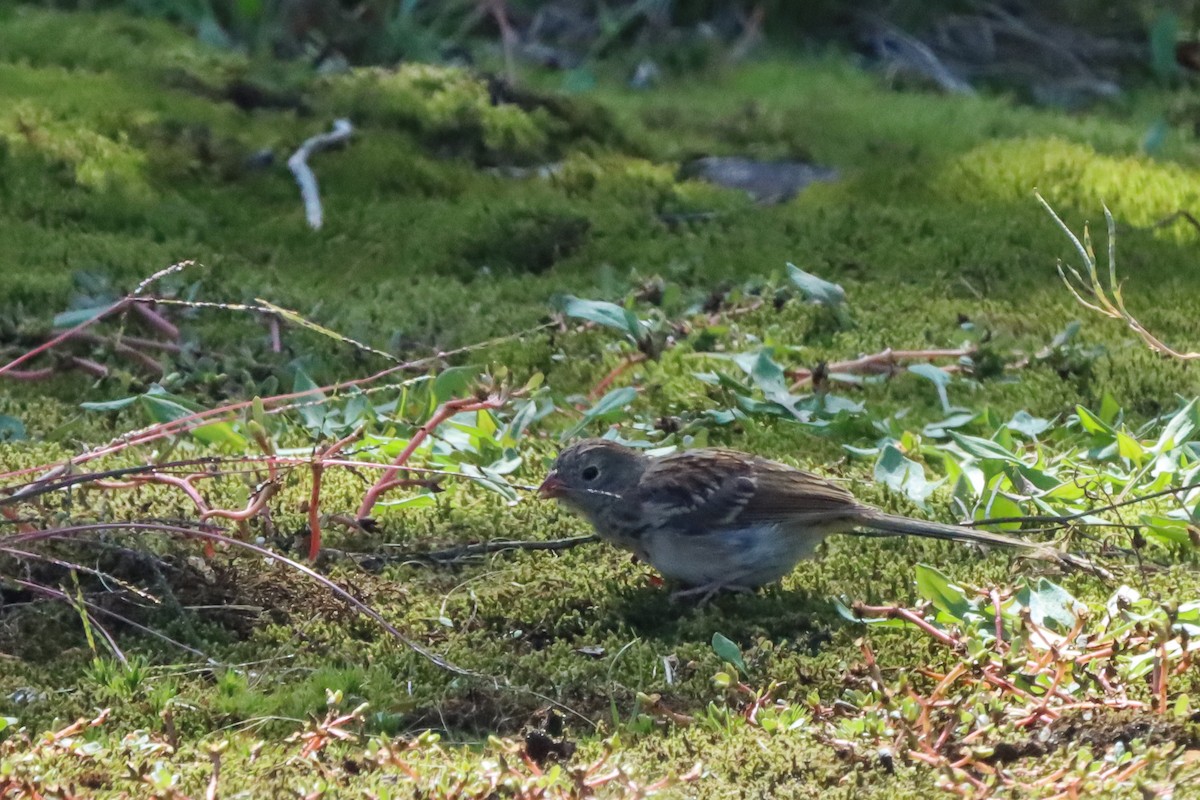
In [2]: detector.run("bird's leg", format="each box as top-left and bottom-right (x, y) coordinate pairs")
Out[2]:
(669, 581), (755, 606)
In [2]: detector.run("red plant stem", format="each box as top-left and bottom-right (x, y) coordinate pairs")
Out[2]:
(308, 463), (324, 562)
(95, 472), (215, 555)
(74, 332), (165, 373)
(356, 395), (504, 520)
(69, 356), (109, 378)
(0, 298), (130, 377)
(111, 334), (182, 353)
(0, 323), (529, 485)
(0, 367), (56, 380)
(200, 481), (280, 522)
(2, 456), (534, 507)
(851, 602), (963, 649)
(1155, 640), (1169, 714)
(0, 363), (420, 483)
(929, 661), (969, 700)
(305, 427), (365, 560)
(130, 300), (180, 340)
(990, 589), (1006, 651)
(97, 473), (210, 516)
(588, 353), (647, 400)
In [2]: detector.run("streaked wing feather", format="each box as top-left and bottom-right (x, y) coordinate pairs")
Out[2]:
(636, 450), (862, 533)
(636, 450), (756, 530)
(735, 460), (861, 524)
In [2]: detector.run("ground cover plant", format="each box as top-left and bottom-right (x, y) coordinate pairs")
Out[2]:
(2, 4), (1200, 797)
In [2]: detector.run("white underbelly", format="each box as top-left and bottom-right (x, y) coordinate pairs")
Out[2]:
(639, 523), (829, 588)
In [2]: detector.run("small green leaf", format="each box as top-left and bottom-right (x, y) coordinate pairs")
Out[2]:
(81, 395), (140, 412)
(52, 304), (112, 328)
(292, 368), (330, 432)
(433, 366), (476, 403)
(915, 564), (971, 620)
(562, 387), (638, 439)
(378, 494), (437, 509)
(585, 387), (637, 420)
(949, 431), (1022, 464)
(1116, 431), (1145, 461)
(786, 263), (846, 309)
(1076, 405), (1116, 437)
(1139, 514), (1191, 546)
(980, 492), (1023, 531)
(1097, 392), (1121, 424)
(139, 394), (245, 448)
(711, 632), (747, 674)
(908, 364), (953, 412)
(1006, 411), (1051, 438)
(553, 295), (642, 339)
(875, 443), (938, 505)
(1016, 578), (1082, 633)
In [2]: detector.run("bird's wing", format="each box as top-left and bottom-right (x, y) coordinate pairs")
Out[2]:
(636, 449), (861, 533)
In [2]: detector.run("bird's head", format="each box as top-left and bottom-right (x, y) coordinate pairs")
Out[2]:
(538, 439), (646, 516)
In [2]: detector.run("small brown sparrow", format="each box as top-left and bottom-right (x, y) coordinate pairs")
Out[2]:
(539, 439), (1077, 599)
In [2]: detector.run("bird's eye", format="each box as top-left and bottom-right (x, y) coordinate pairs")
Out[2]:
(581, 465), (600, 482)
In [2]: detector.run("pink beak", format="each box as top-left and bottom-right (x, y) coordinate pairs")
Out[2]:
(538, 472), (566, 499)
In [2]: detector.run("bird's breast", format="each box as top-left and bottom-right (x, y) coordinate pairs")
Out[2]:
(639, 522), (830, 588)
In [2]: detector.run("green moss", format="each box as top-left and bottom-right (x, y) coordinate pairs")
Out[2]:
(4, 6), (1200, 797)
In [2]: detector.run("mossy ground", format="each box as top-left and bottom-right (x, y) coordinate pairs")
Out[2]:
(2, 5), (1200, 797)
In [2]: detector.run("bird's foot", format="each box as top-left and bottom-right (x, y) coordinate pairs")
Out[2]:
(669, 582), (754, 606)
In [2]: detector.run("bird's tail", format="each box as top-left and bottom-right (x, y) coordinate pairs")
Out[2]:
(857, 511), (1104, 575)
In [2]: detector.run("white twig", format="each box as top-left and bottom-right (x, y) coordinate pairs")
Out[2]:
(288, 119), (353, 230)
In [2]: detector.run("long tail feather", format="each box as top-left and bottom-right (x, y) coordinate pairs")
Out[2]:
(857, 512), (1107, 576)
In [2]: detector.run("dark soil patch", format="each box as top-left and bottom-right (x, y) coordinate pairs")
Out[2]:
(981, 710), (1200, 764)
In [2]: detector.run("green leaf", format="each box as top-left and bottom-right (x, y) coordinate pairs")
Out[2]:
(562, 387), (638, 439)
(949, 432), (1022, 464)
(1076, 405), (1116, 437)
(553, 295), (641, 339)
(1116, 431), (1145, 462)
(875, 443), (938, 505)
(908, 364), (953, 413)
(433, 367), (476, 403)
(1016, 578), (1082, 633)
(458, 464), (519, 504)
(711, 632), (747, 674)
(81, 395), (140, 412)
(52, 305), (112, 328)
(786, 263), (846, 309)
(83, 388), (243, 446)
(1139, 514), (1191, 546)
(378, 494), (437, 509)
(922, 411), (978, 438)
(584, 387), (637, 420)
(1006, 411), (1051, 438)
(138, 394), (245, 447)
(1153, 399), (1197, 454)
(292, 368), (328, 432)
(980, 491), (1023, 531)
(1098, 392), (1121, 425)
(915, 564), (971, 620)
